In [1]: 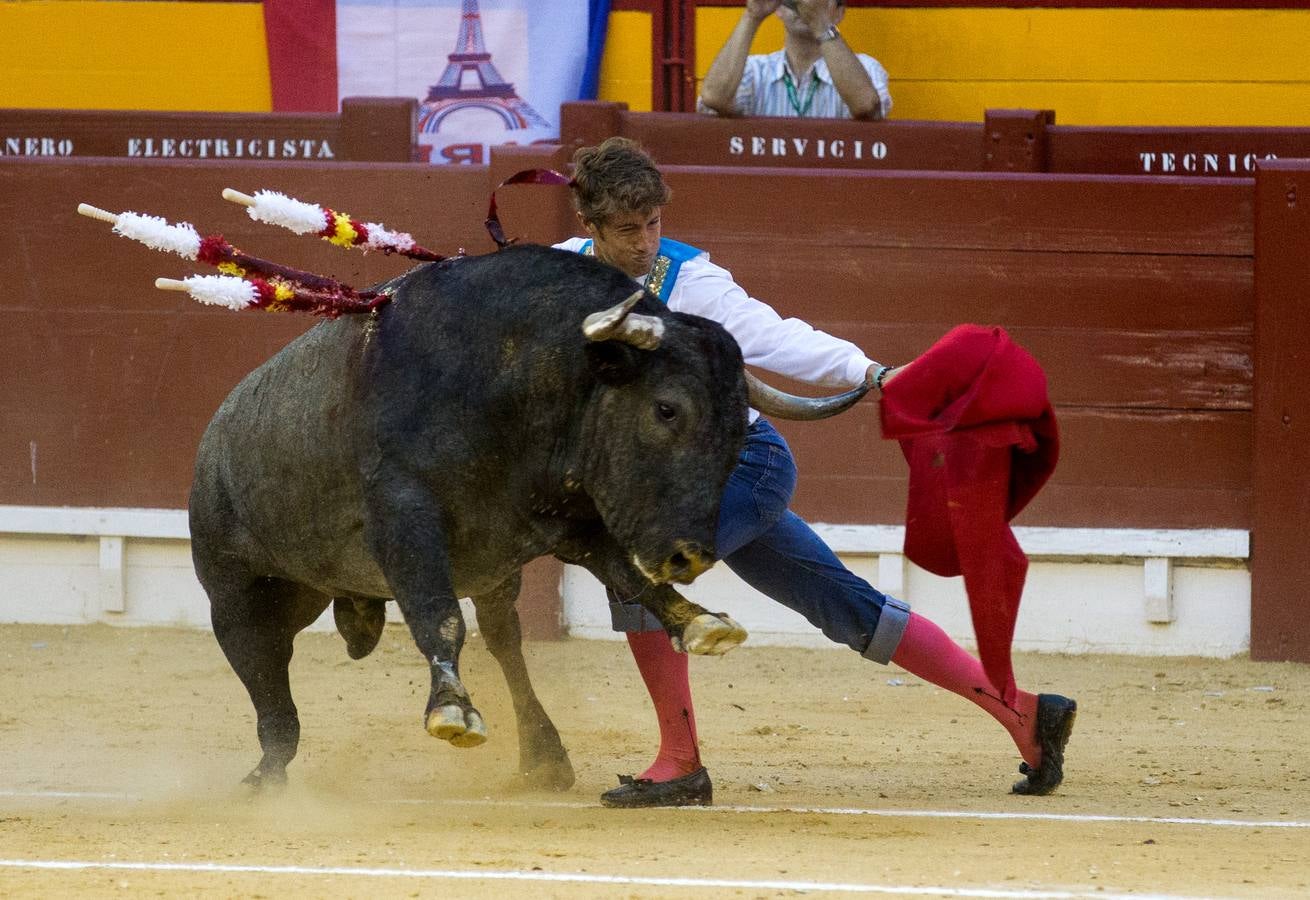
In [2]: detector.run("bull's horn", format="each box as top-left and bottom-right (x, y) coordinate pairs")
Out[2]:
(745, 369), (872, 421)
(582, 290), (664, 350)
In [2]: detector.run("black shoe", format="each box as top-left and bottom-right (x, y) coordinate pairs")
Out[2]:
(600, 767), (713, 808)
(1012, 693), (1077, 796)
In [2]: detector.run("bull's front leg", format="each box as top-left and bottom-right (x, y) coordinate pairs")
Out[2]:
(364, 480), (486, 748)
(639, 583), (747, 656)
(555, 535), (747, 656)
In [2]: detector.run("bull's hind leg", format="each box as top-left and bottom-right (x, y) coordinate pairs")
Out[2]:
(472, 573), (575, 791)
(209, 577), (330, 789)
(364, 484), (486, 749)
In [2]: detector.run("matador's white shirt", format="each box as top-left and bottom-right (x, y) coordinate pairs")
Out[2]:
(554, 237), (875, 407)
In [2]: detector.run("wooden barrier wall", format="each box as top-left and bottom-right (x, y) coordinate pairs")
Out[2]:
(0, 98), (421, 163)
(0, 149), (578, 637)
(648, 166), (1253, 532)
(560, 101), (1310, 176)
(2, 148), (1304, 658)
(1251, 160), (1310, 662)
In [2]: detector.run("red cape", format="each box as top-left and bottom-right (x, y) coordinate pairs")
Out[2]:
(880, 325), (1059, 702)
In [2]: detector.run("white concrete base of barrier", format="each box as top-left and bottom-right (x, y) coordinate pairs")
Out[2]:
(0, 506), (1250, 657)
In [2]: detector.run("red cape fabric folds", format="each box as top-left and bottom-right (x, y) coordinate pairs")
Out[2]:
(880, 325), (1059, 703)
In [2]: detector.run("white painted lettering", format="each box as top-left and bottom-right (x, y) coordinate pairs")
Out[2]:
(791, 137), (808, 155)
(830, 139), (845, 158)
(729, 136), (744, 155)
(1203, 153), (1219, 173)
(317, 141), (334, 159)
(1139, 152), (1156, 173)
(1182, 153), (1197, 172)
(871, 141), (887, 160)
(751, 136), (765, 155)
(0, 136), (75, 156)
(1161, 152), (1176, 173)
(772, 136), (786, 156)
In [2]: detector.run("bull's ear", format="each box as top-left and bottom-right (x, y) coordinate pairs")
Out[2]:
(585, 340), (643, 385)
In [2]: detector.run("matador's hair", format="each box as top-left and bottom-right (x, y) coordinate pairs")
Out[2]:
(569, 137), (673, 227)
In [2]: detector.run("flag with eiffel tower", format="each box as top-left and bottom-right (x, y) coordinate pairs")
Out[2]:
(337, 0), (594, 165)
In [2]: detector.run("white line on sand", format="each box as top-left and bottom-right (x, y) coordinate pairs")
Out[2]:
(3, 788), (1307, 829)
(0, 858), (1221, 899)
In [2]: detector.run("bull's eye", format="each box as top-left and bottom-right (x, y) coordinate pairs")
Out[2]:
(656, 402), (678, 422)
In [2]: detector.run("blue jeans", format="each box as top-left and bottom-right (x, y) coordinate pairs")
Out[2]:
(609, 418), (910, 662)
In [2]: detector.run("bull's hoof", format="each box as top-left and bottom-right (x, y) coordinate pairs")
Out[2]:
(677, 613), (747, 656)
(241, 764), (287, 792)
(517, 757), (577, 792)
(426, 705), (487, 748)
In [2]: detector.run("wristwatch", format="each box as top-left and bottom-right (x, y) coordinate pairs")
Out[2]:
(816, 24), (840, 43)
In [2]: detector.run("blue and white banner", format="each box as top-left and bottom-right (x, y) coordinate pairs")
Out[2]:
(336, 0), (596, 164)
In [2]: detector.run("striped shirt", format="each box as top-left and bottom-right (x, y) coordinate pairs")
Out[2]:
(696, 48), (892, 120)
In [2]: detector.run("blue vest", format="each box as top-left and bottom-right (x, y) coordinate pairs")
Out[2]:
(579, 237), (702, 304)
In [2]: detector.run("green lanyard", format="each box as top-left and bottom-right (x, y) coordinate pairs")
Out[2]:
(782, 69), (820, 117)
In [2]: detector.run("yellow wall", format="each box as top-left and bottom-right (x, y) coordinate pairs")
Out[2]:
(3, 2), (1305, 127)
(0, 1), (271, 111)
(597, 10), (655, 112)
(692, 6), (1310, 126)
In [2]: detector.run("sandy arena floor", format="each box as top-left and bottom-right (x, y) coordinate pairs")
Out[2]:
(1, 622), (1307, 898)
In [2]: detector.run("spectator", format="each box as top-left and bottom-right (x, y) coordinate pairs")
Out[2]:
(698, 0), (890, 120)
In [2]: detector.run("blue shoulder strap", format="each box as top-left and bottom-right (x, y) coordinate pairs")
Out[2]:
(649, 238), (701, 303)
(577, 237), (703, 305)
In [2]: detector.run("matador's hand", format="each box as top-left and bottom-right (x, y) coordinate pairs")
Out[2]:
(746, 0), (783, 20)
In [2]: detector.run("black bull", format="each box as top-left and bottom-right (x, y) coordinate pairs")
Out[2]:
(190, 245), (869, 789)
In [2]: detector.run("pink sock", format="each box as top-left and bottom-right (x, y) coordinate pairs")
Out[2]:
(891, 612), (1041, 767)
(626, 630), (701, 782)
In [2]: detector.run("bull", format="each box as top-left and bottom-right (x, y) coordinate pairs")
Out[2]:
(190, 244), (867, 790)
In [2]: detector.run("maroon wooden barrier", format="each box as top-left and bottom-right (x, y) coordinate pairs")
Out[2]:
(1048, 125), (1310, 177)
(561, 101), (988, 171)
(5, 151), (1300, 652)
(1251, 160), (1310, 663)
(560, 101), (1310, 177)
(0, 97), (421, 163)
(645, 165), (1254, 529)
